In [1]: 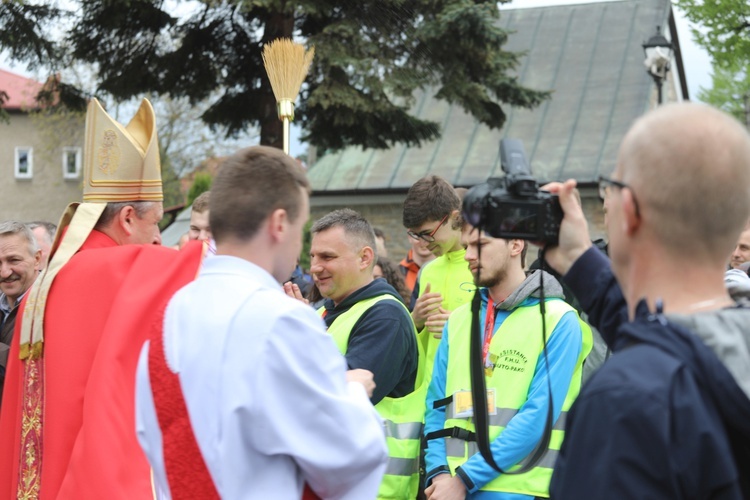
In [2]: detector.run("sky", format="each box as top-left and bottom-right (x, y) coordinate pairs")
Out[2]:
(1, 0), (713, 158)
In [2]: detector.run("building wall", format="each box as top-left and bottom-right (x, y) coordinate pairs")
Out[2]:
(0, 111), (84, 224)
(310, 191), (607, 266)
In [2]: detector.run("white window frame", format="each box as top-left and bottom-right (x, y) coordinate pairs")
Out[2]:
(14, 147), (33, 179)
(62, 147), (82, 179)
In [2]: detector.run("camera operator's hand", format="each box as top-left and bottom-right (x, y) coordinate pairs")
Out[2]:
(540, 180), (592, 275)
(426, 307), (451, 338)
(412, 283), (444, 330)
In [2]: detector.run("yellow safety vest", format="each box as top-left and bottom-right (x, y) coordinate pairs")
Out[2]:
(320, 295), (427, 500)
(441, 299), (592, 498)
(417, 250), (474, 381)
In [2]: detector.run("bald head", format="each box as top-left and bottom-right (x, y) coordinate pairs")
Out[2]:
(618, 103), (750, 261)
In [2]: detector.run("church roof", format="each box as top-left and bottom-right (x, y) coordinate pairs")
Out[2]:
(309, 0), (682, 192)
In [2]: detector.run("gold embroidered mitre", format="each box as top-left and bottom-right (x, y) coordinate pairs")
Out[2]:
(19, 97), (163, 361)
(83, 97), (162, 202)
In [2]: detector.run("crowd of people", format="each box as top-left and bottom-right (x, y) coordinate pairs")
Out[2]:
(0, 98), (748, 500)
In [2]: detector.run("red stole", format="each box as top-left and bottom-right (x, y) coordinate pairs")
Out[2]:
(148, 307), (219, 498)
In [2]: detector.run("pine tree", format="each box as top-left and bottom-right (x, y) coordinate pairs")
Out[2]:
(0, 0), (549, 151)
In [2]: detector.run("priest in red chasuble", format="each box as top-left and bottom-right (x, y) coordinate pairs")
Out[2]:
(0, 97), (204, 499)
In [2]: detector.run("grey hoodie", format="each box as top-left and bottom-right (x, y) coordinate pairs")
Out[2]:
(497, 270), (565, 311)
(667, 286), (750, 399)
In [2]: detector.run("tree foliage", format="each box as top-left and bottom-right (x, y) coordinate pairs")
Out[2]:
(159, 142), (184, 209)
(676, 0), (749, 127)
(0, 0), (549, 152)
(676, 0), (749, 70)
(153, 94), (257, 179)
(0, 2), (61, 70)
(698, 65), (750, 127)
(0, 90), (8, 123)
(299, 219), (312, 270)
(187, 172), (212, 206)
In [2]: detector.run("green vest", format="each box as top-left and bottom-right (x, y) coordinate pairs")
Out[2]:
(320, 295), (427, 500)
(417, 250), (474, 381)
(442, 299), (592, 498)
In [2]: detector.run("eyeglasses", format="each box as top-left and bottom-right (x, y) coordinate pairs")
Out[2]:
(407, 213), (450, 243)
(597, 175), (640, 217)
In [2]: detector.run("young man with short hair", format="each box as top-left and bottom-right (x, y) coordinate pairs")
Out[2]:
(137, 148), (387, 499)
(403, 175), (473, 379)
(423, 226), (590, 499)
(188, 190), (212, 241)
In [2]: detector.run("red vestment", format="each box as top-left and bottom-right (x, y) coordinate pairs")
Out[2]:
(0, 230), (203, 499)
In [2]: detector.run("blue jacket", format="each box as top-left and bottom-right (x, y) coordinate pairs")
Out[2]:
(551, 247), (750, 499)
(424, 274), (583, 499)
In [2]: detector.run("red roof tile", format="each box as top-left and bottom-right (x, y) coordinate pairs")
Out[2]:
(0, 68), (43, 110)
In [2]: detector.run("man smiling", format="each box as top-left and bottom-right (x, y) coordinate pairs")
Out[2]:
(309, 209), (424, 499)
(0, 222), (41, 403)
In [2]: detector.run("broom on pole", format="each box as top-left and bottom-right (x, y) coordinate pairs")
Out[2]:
(262, 38), (315, 155)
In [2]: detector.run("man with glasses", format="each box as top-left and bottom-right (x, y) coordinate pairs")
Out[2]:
(544, 103), (750, 498)
(403, 176), (474, 380)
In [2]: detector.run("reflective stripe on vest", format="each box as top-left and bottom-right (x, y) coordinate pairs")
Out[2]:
(321, 294), (428, 499)
(445, 438), (559, 469)
(384, 420), (423, 441)
(443, 299), (593, 498)
(385, 456), (420, 477)
(443, 403), (568, 431)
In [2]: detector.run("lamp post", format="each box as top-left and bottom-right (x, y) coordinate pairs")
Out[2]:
(642, 26), (674, 105)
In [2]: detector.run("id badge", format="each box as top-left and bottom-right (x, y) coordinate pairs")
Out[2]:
(452, 389), (497, 418)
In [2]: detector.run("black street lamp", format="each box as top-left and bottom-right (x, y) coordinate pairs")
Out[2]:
(642, 26), (674, 105)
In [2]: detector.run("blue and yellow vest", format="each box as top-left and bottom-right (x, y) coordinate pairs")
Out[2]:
(440, 299), (592, 498)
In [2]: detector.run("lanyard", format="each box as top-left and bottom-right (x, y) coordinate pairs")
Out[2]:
(483, 296), (495, 365)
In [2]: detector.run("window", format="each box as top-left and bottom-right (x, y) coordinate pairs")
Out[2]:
(62, 147), (82, 179)
(14, 147), (33, 179)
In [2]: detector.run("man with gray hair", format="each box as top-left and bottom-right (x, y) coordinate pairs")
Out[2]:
(26, 221), (56, 269)
(0, 98), (203, 499)
(0, 221), (41, 404)
(307, 208), (424, 499)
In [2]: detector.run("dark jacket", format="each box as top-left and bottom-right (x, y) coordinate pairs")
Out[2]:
(0, 304), (18, 404)
(551, 247), (750, 499)
(322, 278), (417, 405)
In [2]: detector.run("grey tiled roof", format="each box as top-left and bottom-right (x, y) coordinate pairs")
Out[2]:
(309, 0), (673, 191)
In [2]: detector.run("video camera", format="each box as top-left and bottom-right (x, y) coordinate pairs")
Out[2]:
(462, 139), (562, 245)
